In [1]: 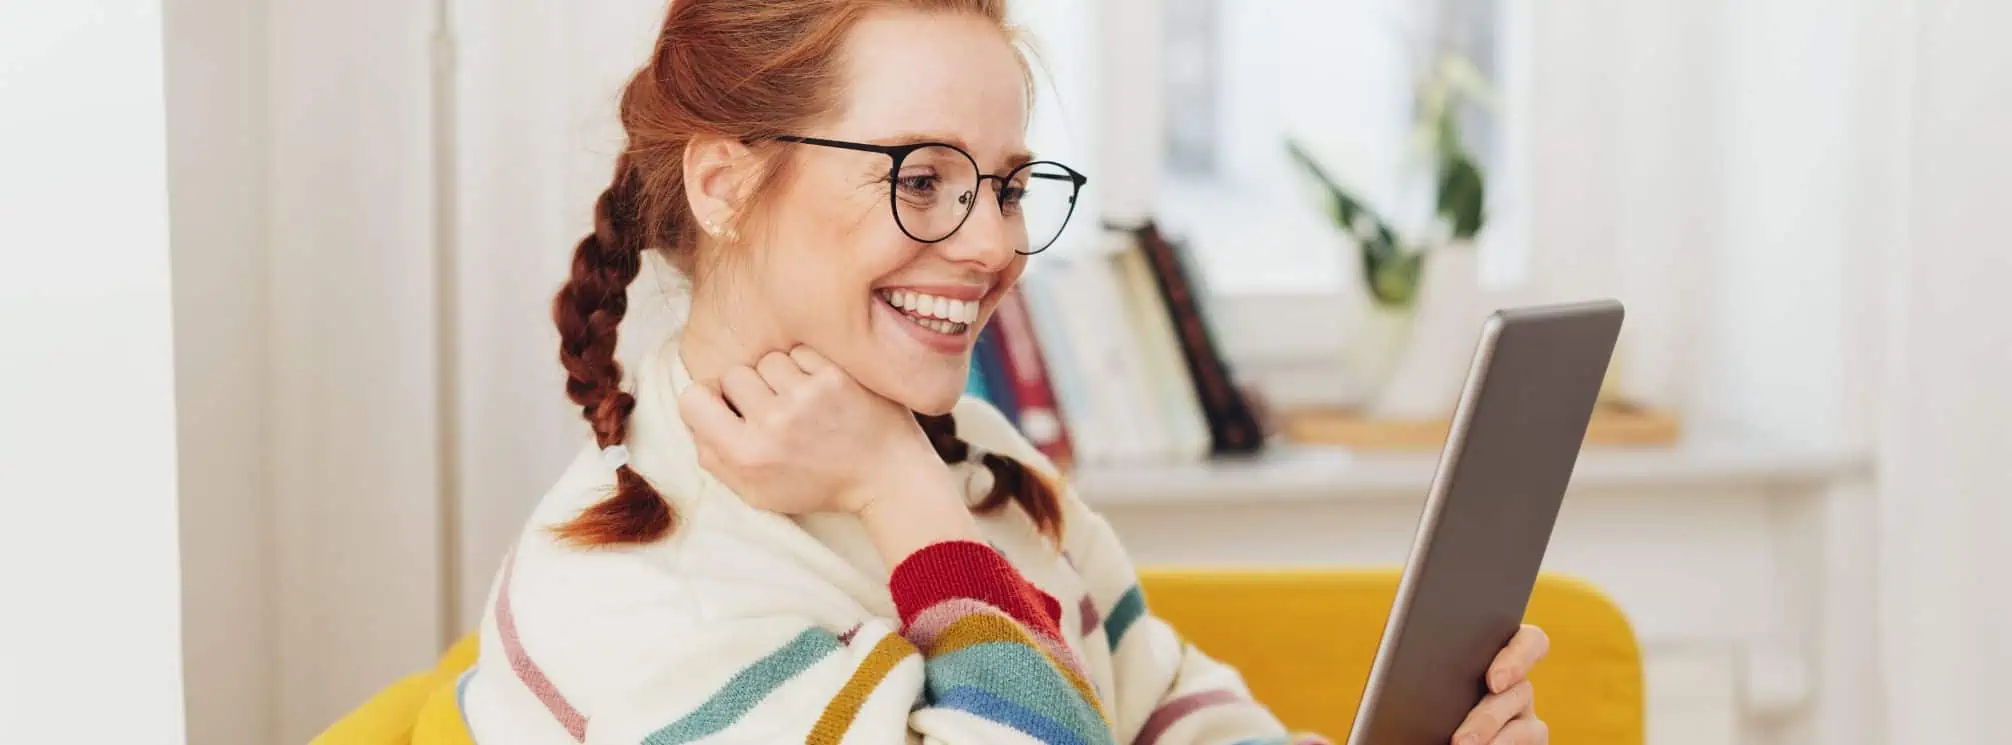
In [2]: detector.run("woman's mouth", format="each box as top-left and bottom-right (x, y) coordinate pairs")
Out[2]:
(877, 288), (977, 336)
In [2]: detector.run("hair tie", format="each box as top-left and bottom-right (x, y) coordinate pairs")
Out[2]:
(601, 444), (631, 471)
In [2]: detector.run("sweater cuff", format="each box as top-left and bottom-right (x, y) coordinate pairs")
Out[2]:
(889, 540), (1063, 635)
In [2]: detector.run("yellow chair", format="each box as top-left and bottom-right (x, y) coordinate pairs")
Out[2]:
(1136, 568), (1644, 745)
(311, 634), (479, 745)
(316, 569), (1642, 744)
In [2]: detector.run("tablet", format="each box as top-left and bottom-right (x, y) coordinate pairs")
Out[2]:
(1346, 299), (1624, 745)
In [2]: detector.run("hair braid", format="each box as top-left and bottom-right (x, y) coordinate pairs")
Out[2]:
(552, 156), (677, 546)
(915, 412), (1065, 543)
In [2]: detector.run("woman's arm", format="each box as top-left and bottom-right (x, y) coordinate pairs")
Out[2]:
(952, 397), (1325, 745)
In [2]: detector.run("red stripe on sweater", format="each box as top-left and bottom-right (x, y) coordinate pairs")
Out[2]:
(888, 540), (1062, 639)
(1132, 689), (1246, 745)
(494, 551), (588, 742)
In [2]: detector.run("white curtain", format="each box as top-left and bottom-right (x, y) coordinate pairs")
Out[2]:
(1872, 1), (2012, 741)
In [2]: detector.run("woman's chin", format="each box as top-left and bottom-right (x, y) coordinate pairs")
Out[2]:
(863, 372), (966, 417)
(895, 384), (965, 417)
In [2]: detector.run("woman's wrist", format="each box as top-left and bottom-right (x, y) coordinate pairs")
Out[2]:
(853, 454), (980, 569)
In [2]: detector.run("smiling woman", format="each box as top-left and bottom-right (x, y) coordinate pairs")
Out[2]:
(446, 2), (1548, 744)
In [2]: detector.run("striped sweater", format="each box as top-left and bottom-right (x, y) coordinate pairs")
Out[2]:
(460, 337), (1325, 745)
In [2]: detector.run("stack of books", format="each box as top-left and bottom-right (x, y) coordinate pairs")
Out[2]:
(968, 222), (1267, 469)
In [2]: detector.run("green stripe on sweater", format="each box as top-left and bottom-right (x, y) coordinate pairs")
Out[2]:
(642, 628), (841, 745)
(1102, 586), (1146, 650)
(926, 641), (1115, 745)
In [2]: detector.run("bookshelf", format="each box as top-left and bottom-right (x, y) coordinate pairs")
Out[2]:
(1069, 433), (1862, 507)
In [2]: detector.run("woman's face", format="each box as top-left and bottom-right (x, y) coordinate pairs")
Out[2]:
(742, 9), (1033, 415)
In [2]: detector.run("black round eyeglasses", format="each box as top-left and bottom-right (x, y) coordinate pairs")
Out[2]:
(775, 135), (1087, 255)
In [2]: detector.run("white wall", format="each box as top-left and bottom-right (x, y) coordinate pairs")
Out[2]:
(162, 0), (276, 742)
(0, 1), (189, 742)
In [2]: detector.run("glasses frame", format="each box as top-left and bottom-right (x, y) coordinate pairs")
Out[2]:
(774, 135), (1087, 255)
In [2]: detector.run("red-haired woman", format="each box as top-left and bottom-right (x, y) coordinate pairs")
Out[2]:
(461, 2), (1552, 744)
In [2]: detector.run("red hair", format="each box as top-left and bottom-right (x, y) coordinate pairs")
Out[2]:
(551, 0), (1062, 546)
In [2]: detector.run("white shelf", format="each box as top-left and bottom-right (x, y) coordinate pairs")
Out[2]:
(1071, 435), (1867, 507)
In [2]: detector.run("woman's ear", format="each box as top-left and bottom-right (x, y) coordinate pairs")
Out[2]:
(683, 135), (755, 239)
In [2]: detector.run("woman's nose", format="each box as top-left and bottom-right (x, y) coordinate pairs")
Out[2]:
(939, 192), (1021, 271)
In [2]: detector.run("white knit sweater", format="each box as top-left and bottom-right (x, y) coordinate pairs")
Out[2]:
(458, 337), (1314, 745)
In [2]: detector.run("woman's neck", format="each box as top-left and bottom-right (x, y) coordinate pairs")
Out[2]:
(677, 289), (792, 387)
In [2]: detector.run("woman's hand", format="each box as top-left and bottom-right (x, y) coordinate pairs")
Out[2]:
(1451, 624), (1551, 745)
(677, 346), (945, 516)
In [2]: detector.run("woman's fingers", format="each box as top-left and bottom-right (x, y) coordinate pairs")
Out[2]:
(1488, 624), (1551, 693)
(788, 345), (833, 375)
(1452, 680), (1535, 745)
(755, 350), (810, 393)
(1486, 717), (1549, 745)
(677, 383), (744, 455)
(719, 366), (774, 418)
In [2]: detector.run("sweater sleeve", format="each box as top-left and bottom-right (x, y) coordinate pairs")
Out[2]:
(1065, 502), (1328, 745)
(584, 540), (1117, 745)
(952, 397), (1331, 745)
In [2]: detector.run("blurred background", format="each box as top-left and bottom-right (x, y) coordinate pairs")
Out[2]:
(4, 0), (2009, 743)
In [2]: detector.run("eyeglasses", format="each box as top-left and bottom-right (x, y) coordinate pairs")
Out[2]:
(774, 135), (1087, 255)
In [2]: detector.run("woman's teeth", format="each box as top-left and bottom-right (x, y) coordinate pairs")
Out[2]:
(879, 289), (977, 335)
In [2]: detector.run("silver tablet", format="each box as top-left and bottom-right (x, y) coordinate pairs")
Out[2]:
(1346, 299), (1624, 745)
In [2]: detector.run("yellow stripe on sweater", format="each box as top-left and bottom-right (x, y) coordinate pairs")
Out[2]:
(805, 633), (918, 745)
(930, 613), (1107, 723)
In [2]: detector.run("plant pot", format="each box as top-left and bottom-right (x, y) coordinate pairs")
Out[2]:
(1366, 244), (1488, 420)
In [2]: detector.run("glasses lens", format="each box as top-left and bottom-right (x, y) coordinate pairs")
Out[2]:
(1004, 162), (1079, 254)
(892, 145), (980, 242)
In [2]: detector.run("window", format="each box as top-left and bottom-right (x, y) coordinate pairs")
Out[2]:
(1016, 0), (1522, 296)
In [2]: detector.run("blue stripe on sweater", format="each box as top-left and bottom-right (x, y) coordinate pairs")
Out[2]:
(1102, 585), (1146, 649)
(926, 641), (1113, 745)
(642, 628), (841, 745)
(456, 666), (478, 744)
(936, 685), (1090, 745)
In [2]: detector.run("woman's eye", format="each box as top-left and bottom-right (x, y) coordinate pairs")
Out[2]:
(895, 173), (940, 196)
(998, 185), (1027, 208)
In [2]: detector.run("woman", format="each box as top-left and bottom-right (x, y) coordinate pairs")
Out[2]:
(460, 1), (1551, 743)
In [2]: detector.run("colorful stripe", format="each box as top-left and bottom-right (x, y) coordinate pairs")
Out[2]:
(1077, 594), (1101, 638)
(455, 667), (477, 743)
(1102, 585), (1147, 650)
(931, 613), (1103, 718)
(927, 641), (1113, 744)
(494, 552), (588, 741)
(910, 598), (1093, 683)
(1131, 689), (1245, 745)
(806, 632), (918, 745)
(937, 685), (1091, 745)
(890, 540), (1061, 638)
(642, 628), (841, 745)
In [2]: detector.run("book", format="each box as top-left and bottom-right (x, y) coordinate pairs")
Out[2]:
(972, 322), (1020, 426)
(1131, 222), (1267, 455)
(989, 287), (1075, 468)
(1018, 267), (1113, 465)
(1111, 238), (1212, 460)
(1043, 248), (1163, 461)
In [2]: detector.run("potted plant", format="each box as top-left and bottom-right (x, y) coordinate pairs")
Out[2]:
(1287, 51), (1497, 419)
